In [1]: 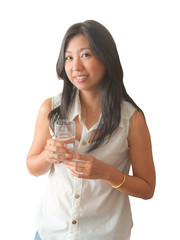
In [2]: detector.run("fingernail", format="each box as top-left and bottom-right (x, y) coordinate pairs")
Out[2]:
(66, 153), (72, 158)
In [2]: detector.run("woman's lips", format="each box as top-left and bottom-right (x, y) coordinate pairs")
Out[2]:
(74, 75), (88, 83)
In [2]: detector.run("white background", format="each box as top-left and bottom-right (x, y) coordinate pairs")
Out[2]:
(0, 0), (179, 239)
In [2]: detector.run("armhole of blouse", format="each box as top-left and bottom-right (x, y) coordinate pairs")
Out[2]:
(126, 109), (139, 149)
(51, 95), (54, 110)
(125, 103), (137, 139)
(49, 94), (62, 137)
(49, 97), (54, 137)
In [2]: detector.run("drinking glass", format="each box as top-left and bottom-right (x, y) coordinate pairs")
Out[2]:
(54, 119), (76, 153)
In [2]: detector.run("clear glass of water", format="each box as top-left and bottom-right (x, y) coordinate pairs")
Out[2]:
(54, 119), (75, 153)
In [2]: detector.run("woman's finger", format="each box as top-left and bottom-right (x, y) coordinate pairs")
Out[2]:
(55, 137), (74, 144)
(47, 138), (67, 148)
(66, 161), (87, 171)
(45, 145), (71, 155)
(45, 151), (61, 164)
(53, 152), (70, 161)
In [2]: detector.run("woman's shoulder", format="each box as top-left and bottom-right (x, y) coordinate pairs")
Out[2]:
(52, 92), (63, 109)
(120, 101), (145, 135)
(38, 92), (62, 117)
(39, 97), (52, 116)
(121, 101), (137, 119)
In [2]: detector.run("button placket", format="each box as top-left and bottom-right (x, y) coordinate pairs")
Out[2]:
(67, 118), (97, 238)
(72, 220), (77, 225)
(68, 177), (82, 239)
(74, 194), (80, 199)
(77, 124), (90, 153)
(81, 140), (87, 146)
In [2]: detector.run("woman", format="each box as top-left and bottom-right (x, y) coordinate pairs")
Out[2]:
(27, 20), (156, 240)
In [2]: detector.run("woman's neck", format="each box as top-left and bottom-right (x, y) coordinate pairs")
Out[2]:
(79, 90), (101, 128)
(79, 90), (101, 112)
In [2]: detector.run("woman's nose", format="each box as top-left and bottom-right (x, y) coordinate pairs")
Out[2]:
(72, 58), (84, 71)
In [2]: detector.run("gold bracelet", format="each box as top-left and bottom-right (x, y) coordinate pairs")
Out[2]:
(112, 173), (126, 188)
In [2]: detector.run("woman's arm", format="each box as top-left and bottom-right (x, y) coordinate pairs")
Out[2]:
(65, 111), (156, 200)
(26, 98), (70, 177)
(103, 111), (156, 199)
(26, 98), (53, 176)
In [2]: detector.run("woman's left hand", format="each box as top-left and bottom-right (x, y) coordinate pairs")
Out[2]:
(64, 152), (110, 180)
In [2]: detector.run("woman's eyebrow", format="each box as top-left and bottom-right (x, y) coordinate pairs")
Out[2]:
(65, 48), (91, 53)
(80, 47), (91, 51)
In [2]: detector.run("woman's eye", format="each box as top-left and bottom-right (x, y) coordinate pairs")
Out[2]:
(65, 56), (72, 60)
(82, 53), (90, 58)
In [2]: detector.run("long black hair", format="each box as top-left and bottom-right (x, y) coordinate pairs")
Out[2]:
(49, 20), (142, 152)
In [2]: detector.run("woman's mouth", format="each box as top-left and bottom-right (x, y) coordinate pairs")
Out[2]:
(74, 75), (88, 83)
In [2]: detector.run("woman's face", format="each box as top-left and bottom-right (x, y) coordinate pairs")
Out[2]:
(64, 34), (105, 93)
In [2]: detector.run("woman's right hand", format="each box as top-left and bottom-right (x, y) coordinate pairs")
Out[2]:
(27, 98), (73, 176)
(44, 138), (71, 164)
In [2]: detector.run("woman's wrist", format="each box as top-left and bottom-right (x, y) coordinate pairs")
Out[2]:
(103, 165), (125, 189)
(27, 151), (52, 177)
(111, 173), (126, 188)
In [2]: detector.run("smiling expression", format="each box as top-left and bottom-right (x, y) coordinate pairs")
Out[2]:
(64, 34), (106, 93)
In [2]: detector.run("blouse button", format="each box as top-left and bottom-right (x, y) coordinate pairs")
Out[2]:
(81, 140), (87, 146)
(72, 220), (77, 224)
(74, 194), (80, 199)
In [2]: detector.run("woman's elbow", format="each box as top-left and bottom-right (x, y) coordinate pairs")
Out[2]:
(142, 185), (155, 200)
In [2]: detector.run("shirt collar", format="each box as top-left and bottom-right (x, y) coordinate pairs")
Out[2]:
(67, 90), (102, 132)
(67, 90), (125, 131)
(67, 90), (81, 121)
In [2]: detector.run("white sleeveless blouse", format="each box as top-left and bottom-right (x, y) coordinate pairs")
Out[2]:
(36, 91), (137, 240)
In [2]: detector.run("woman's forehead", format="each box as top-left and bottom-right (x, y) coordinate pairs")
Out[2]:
(65, 34), (90, 51)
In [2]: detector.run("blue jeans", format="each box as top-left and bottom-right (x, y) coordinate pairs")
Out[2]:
(34, 232), (41, 240)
